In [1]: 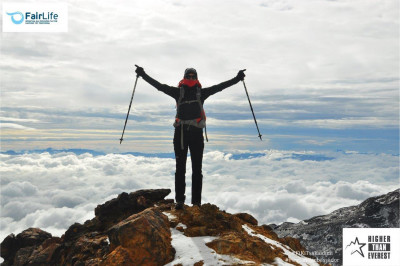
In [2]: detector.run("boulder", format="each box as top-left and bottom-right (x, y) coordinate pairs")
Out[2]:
(234, 213), (258, 226)
(56, 233), (109, 265)
(0, 228), (52, 265)
(0, 189), (173, 266)
(94, 189), (171, 230)
(206, 231), (284, 264)
(173, 203), (243, 237)
(105, 208), (175, 265)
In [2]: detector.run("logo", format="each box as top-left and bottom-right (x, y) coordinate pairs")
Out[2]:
(343, 228), (399, 266)
(6, 11), (24, 24)
(345, 237), (366, 257)
(2, 3), (68, 32)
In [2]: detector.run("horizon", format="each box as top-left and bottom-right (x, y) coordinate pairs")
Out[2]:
(2, 146), (400, 155)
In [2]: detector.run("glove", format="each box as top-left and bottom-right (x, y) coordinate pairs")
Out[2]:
(236, 69), (246, 81)
(135, 65), (145, 77)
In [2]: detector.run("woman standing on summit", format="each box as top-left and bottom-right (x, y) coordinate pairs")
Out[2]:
(135, 66), (245, 209)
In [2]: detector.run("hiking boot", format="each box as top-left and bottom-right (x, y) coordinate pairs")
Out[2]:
(175, 202), (184, 210)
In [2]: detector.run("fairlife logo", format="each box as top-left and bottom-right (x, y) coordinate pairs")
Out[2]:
(6, 11), (24, 24)
(2, 3), (68, 32)
(343, 228), (400, 266)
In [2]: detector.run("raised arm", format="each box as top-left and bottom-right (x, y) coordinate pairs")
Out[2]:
(135, 66), (179, 99)
(202, 70), (246, 100)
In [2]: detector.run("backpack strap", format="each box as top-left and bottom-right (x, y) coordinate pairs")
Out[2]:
(176, 86), (185, 120)
(177, 86), (185, 149)
(196, 87), (208, 142)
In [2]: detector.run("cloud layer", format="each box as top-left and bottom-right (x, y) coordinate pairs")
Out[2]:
(1, 150), (398, 241)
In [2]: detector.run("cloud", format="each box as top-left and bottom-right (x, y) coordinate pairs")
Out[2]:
(0, 123), (35, 130)
(1, 0), (398, 154)
(1, 201), (48, 221)
(1, 181), (38, 198)
(0, 150), (398, 241)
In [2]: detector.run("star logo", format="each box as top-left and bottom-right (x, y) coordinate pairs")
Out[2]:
(345, 237), (366, 257)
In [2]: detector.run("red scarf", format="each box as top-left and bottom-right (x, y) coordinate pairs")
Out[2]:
(178, 79), (202, 88)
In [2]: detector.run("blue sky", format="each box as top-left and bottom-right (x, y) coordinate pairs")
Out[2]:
(1, 0), (399, 154)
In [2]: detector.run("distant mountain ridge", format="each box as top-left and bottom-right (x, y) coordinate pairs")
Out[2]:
(1, 148), (341, 161)
(0, 148), (174, 158)
(270, 188), (400, 266)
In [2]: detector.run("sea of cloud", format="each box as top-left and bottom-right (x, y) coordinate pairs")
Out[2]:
(1, 150), (398, 241)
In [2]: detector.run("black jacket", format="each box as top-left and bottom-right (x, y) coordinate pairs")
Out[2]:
(141, 72), (241, 120)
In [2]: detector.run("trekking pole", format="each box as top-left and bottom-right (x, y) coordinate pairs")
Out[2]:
(120, 65), (140, 144)
(242, 74), (262, 140)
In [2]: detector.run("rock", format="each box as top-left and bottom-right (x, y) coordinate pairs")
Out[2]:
(94, 189), (171, 230)
(106, 208), (175, 265)
(206, 231), (283, 264)
(0, 228), (52, 265)
(280, 236), (306, 253)
(11, 237), (63, 266)
(234, 213), (258, 225)
(169, 203), (311, 265)
(17, 228), (52, 248)
(100, 246), (136, 266)
(13, 246), (36, 266)
(64, 222), (87, 242)
(0, 189), (173, 266)
(56, 233), (110, 265)
(0, 234), (18, 262)
(28, 237), (63, 265)
(194, 260), (204, 266)
(173, 203), (243, 237)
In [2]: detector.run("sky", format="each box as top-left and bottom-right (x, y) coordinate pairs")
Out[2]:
(1, 0), (398, 154)
(0, 0), (399, 248)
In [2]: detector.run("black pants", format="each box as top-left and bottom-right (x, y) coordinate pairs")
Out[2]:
(173, 125), (204, 205)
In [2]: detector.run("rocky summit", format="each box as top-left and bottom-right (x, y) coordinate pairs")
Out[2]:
(270, 189), (400, 266)
(1, 189), (321, 266)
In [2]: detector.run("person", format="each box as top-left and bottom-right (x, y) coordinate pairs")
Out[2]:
(135, 66), (245, 209)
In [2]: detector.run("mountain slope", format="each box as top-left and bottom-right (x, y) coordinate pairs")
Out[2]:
(270, 189), (399, 266)
(1, 189), (319, 266)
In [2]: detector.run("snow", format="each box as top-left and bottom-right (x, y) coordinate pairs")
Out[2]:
(165, 227), (256, 266)
(161, 211), (319, 265)
(242, 225), (319, 266)
(274, 257), (296, 266)
(162, 211), (256, 265)
(176, 222), (187, 229)
(162, 212), (177, 221)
